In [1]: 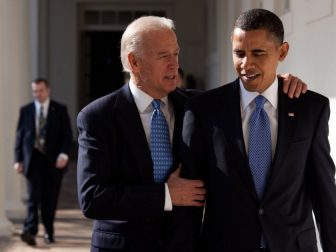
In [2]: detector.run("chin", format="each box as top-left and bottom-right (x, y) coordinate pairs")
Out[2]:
(166, 83), (177, 91)
(242, 83), (258, 92)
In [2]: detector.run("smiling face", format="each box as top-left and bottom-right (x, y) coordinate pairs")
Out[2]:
(129, 28), (180, 99)
(232, 28), (289, 93)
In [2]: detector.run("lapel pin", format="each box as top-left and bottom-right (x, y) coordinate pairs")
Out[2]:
(288, 112), (295, 117)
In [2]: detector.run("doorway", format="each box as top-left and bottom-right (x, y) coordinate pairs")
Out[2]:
(88, 31), (123, 102)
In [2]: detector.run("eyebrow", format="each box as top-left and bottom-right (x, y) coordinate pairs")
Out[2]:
(251, 48), (266, 53)
(157, 48), (180, 55)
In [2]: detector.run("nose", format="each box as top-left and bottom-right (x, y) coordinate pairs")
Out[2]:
(241, 56), (252, 69)
(168, 55), (179, 70)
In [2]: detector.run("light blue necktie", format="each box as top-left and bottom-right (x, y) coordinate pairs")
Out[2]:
(248, 95), (272, 248)
(150, 99), (173, 183)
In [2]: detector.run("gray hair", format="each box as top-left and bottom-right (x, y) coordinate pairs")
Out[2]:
(120, 16), (175, 72)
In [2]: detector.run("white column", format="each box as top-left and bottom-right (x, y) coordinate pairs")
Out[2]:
(0, 0), (32, 236)
(0, 0), (14, 237)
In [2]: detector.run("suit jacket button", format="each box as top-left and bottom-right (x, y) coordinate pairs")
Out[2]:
(259, 209), (264, 216)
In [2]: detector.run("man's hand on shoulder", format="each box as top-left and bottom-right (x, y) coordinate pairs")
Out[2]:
(280, 73), (308, 98)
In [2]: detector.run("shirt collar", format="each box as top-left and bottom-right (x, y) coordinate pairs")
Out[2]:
(239, 77), (278, 110)
(34, 98), (50, 110)
(129, 80), (169, 113)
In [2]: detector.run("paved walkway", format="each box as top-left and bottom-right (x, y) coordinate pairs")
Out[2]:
(3, 209), (92, 252)
(0, 156), (93, 252)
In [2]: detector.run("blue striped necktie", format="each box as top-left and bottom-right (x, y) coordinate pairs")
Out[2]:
(248, 95), (272, 248)
(150, 99), (173, 183)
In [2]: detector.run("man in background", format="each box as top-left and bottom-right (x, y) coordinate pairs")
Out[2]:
(14, 78), (73, 246)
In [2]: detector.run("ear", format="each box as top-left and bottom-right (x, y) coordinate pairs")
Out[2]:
(279, 42), (289, 62)
(128, 53), (140, 73)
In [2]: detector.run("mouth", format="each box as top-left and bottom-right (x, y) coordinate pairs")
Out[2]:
(164, 75), (177, 81)
(241, 73), (260, 80)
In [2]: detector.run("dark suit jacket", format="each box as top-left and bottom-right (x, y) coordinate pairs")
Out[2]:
(77, 83), (192, 251)
(14, 100), (73, 176)
(179, 78), (336, 252)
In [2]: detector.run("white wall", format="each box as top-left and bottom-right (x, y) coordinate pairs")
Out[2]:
(47, 0), (78, 132)
(174, 0), (205, 89)
(205, 0), (264, 90)
(205, 0), (235, 90)
(0, 0), (33, 236)
(277, 0), (336, 161)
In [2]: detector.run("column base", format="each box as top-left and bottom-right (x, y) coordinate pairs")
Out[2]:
(6, 201), (26, 220)
(0, 218), (12, 237)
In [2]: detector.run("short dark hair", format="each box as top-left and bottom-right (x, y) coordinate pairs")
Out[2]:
(233, 8), (284, 44)
(33, 78), (49, 87)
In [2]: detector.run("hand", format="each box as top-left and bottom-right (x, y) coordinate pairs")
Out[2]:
(167, 167), (206, 207)
(279, 73), (308, 98)
(13, 163), (24, 174)
(56, 156), (68, 169)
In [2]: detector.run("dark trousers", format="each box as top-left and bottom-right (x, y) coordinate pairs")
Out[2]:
(24, 149), (64, 236)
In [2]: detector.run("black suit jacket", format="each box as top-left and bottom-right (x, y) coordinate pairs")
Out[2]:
(14, 100), (73, 176)
(77, 83), (191, 251)
(180, 78), (336, 252)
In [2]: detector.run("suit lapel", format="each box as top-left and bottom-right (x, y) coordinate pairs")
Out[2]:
(115, 84), (153, 181)
(169, 89), (187, 170)
(217, 80), (259, 202)
(46, 101), (56, 132)
(222, 81), (246, 160)
(264, 79), (298, 199)
(29, 103), (36, 138)
(45, 100), (60, 144)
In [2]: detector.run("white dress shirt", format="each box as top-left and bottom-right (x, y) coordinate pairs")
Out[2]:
(129, 80), (174, 211)
(240, 77), (278, 158)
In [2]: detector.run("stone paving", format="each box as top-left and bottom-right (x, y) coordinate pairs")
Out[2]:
(2, 209), (92, 252)
(0, 156), (93, 252)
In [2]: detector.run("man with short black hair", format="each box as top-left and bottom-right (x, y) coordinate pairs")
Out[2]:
(179, 8), (336, 251)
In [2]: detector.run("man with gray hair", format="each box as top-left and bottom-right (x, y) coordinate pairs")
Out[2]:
(77, 16), (206, 252)
(77, 15), (307, 252)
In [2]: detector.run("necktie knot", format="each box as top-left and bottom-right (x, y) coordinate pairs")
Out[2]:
(152, 99), (161, 110)
(255, 95), (266, 109)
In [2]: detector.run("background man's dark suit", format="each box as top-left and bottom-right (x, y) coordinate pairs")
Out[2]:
(15, 100), (72, 238)
(180, 78), (336, 251)
(77, 84), (190, 252)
